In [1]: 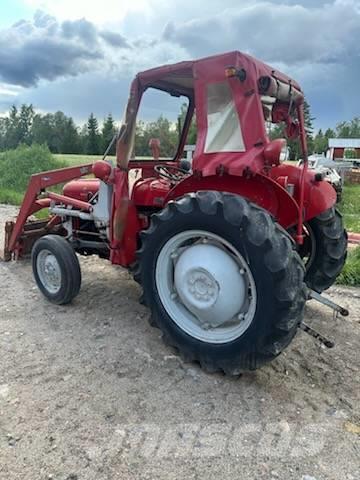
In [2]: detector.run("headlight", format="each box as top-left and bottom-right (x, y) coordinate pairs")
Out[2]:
(264, 139), (287, 166)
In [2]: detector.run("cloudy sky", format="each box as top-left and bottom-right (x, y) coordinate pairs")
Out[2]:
(1, 0), (360, 129)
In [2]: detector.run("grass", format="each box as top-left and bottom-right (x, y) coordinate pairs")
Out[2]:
(338, 183), (360, 233)
(337, 246), (360, 287)
(0, 145), (67, 205)
(53, 153), (116, 165)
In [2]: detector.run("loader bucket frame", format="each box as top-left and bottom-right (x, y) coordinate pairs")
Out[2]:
(3, 163), (93, 261)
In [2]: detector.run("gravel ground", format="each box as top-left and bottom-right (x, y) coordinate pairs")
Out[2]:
(0, 204), (359, 480)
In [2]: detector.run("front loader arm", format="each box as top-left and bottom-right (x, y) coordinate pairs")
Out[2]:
(4, 163), (93, 260)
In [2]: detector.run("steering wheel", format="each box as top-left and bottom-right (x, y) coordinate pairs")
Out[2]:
(154, 164), (188, 182)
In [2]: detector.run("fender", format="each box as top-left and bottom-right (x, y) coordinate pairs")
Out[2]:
(271, 164), (337, 221)
(166, 173), (300, 229)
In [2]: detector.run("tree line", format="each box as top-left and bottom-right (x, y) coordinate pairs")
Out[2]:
(0, 102), (359, 159)
(0, 104), (185, 158)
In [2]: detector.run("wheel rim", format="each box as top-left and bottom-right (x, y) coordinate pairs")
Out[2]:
(36, 249), (62, 294)
(299, 223), (316, 272)
(155, 230), (257, 344)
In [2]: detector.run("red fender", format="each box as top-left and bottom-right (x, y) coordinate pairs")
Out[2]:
(165, 173), (300, 228)
(270, 164), (336, 221)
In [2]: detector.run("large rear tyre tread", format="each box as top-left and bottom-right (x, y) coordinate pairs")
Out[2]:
(135, 192), (306, 375)
(304, 208), (347, 293)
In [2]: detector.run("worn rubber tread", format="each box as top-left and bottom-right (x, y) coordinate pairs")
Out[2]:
(135, 192), (306, 374)
(304, 208), (347, 292)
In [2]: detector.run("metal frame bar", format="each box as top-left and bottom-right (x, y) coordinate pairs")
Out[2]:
(7, 163), (93, 256)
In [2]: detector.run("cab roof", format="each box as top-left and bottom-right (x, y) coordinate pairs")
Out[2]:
(135, 50), (302, 96)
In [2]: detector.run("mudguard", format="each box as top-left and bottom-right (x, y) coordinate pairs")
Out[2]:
(165, 173), (299, 228)
(165, 165), (336, 230)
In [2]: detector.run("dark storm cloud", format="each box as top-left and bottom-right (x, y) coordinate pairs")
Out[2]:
(163, 1), (360, 66)
(100, 30), (129, 48)
(0, 10), (130, 88)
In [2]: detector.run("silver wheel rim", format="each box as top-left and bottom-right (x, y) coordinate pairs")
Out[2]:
(36, 249), (62, 294)
(155, 230), (257, 344)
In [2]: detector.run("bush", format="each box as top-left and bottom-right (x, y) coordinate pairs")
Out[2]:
(337, 246), (360, 287)
(0, 144), (66, 204)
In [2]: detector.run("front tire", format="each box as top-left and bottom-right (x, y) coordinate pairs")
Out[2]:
(137, 192), (306, 374)
(32, 235), (81, 305)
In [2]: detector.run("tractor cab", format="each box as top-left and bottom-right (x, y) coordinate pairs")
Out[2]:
(118, 51), (305, 177)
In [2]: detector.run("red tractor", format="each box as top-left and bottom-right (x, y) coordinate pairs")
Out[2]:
(4, 51), (348, 374)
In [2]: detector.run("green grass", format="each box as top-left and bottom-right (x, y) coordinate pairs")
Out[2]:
(53, 154), (153, 165)
(0, 144), (67, 205)
(338, 183), (360, 232)
(53, 153), (116, 165)
(337, 246), (360, 287)
(0, 188), (23, 205)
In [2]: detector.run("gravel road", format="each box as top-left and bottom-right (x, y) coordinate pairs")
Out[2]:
(0, 204), (359, 480)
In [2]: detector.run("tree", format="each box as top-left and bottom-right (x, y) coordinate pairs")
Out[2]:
(18, 104), (34, 145)
(313, 129), (328, 154)
(86, 113), (100, 155)
(0, 117), (6, 150)
(177, 102), (197, 145)
(101, 114), (117, 155)
(134, 115), (178, 158)
(336, 117), (360, 138)
(4, 106), (21, 149)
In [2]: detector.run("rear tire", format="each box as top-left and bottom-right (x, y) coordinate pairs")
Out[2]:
(300, 208), (347, 293)
(136, 192), (306, 374)
(32, 235), (81, 305)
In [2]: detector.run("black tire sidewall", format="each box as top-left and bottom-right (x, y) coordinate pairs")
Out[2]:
(32, 235), (81, 305)
(141, 205), (295, 364)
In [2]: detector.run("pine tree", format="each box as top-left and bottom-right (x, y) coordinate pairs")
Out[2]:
(101, 114), (116, 155)
(18, 104), (34, 145)
(313, 129), (328, 154)
(86, 113), (100, 155)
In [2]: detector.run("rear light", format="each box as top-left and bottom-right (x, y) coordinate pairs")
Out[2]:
(264, 139), (287, 166)
(225, 67), (247, 82)
(225, 67), (237, 78)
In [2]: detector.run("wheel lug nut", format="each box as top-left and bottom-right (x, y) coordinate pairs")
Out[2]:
(239, 268), (245, 275)
(171, 292), (178, 300)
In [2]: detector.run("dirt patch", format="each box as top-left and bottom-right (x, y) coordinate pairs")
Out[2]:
(0, 204), (359, 480)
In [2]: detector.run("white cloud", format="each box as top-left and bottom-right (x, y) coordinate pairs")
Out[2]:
(23, 0), (153, 25)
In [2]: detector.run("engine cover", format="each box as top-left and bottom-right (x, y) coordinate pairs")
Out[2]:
(63, 179), (100, 202)
(132, 177), (171, 207)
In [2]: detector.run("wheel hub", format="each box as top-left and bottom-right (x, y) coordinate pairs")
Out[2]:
(156, 230), (257, 344)
(37, 250), (61, 294)
(185, 269), (218, 305)
(174, 243), (246, 329)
